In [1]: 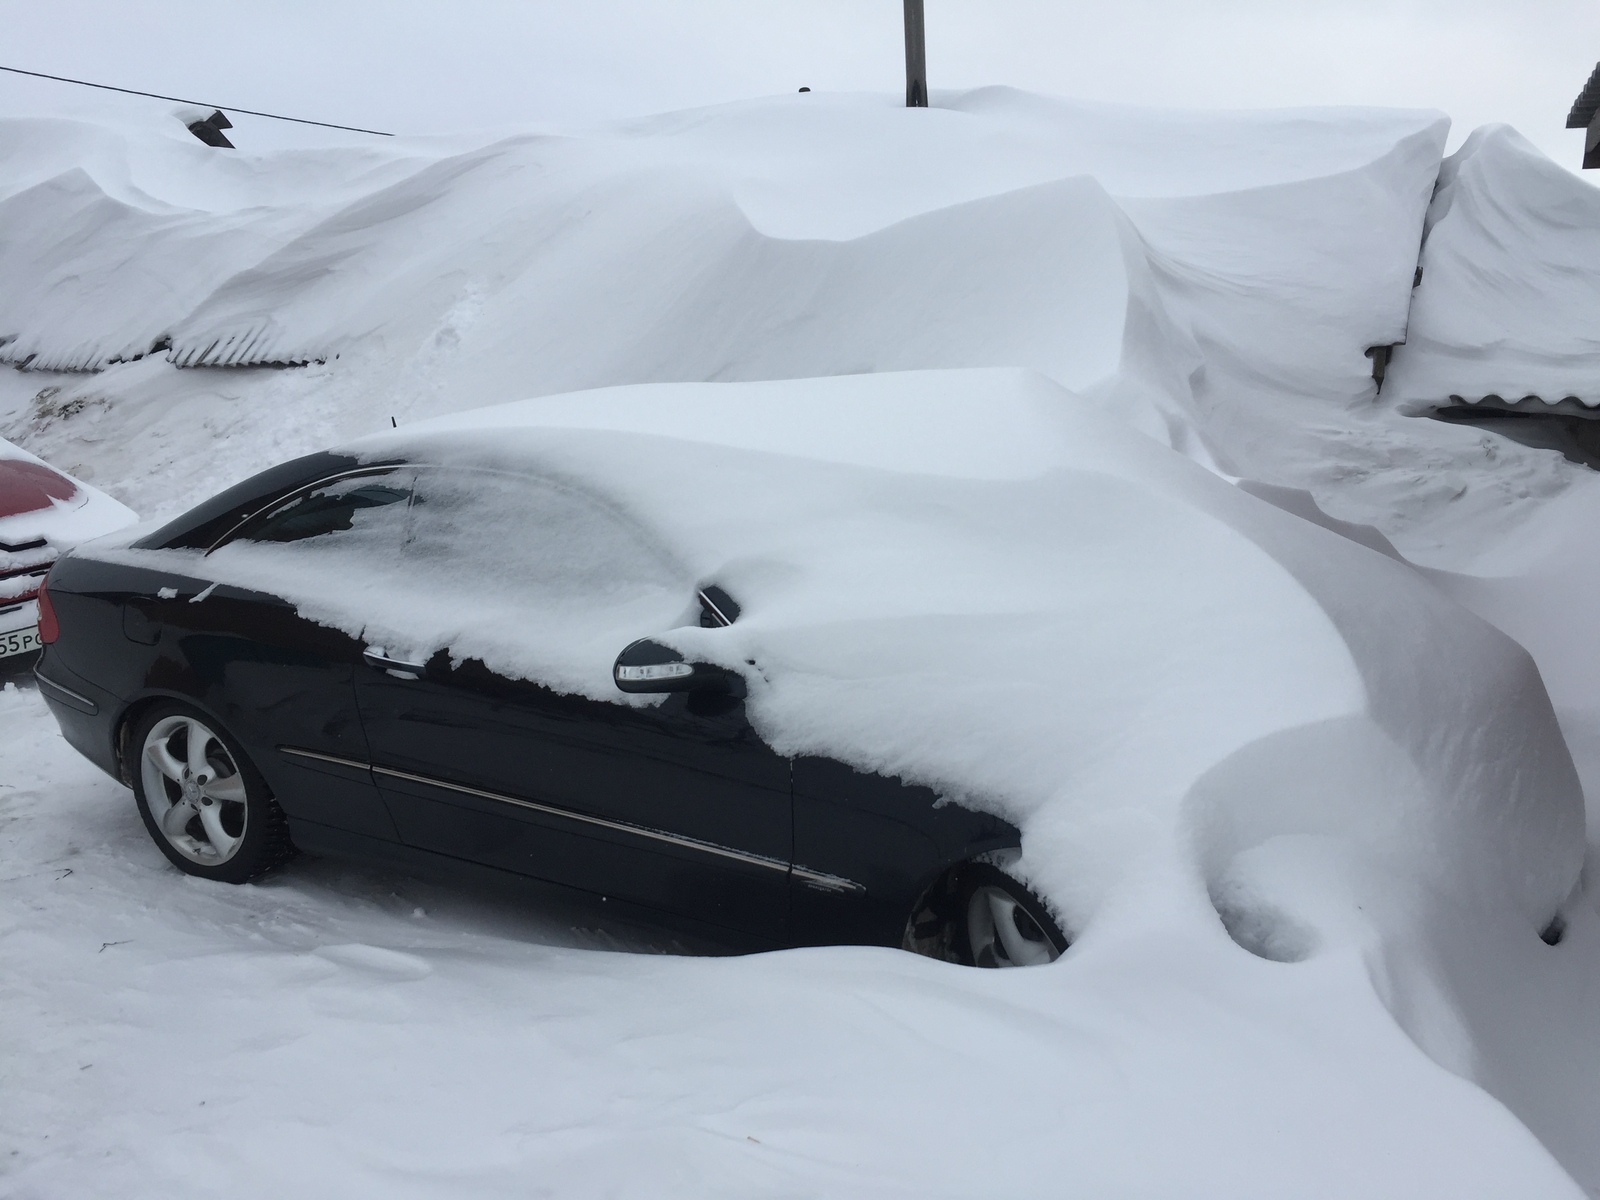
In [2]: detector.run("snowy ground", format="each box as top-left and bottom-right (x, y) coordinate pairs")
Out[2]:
(3, 681), (1592, 1199)
(7, 89), (1600, 1197)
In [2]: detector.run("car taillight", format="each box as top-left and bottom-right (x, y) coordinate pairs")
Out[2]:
(36, 576), (59, 643)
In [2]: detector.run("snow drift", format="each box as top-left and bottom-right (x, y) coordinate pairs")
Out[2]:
(0, 92), (1446, 468)
(16, 90), (1561, 572)
(0, 116), (425, 373)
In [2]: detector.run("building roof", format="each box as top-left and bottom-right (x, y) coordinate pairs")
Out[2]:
(1567, 63), (1600, 128)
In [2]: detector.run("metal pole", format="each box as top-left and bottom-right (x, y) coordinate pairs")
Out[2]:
(904, 0), (927, 107)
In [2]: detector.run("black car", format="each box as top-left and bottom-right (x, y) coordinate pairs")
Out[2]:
(34, 449), (1066, 968)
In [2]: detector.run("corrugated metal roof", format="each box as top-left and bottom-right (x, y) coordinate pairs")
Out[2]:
(1443, 393), (1600, 418)
(1567, 62), (1600, 128)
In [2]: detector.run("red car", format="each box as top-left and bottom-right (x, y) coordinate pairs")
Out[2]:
(0, 441), (136, 670)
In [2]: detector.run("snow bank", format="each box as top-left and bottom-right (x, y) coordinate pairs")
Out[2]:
(1387, 126), (1600, 412)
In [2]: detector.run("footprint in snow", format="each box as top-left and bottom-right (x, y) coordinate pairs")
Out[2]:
(313, 943), (433, 981)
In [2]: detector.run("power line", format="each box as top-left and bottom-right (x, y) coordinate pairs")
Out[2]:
(0, 64), (393, 137)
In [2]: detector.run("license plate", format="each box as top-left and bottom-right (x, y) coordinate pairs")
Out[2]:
(0, 625), (41, 660)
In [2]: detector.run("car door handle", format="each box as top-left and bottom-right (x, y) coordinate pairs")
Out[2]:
(363, 647), (426, 678)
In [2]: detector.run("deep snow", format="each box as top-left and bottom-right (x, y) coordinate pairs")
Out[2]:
(6, 88), (1600, 1197)
(2, 682), (1590, 1199)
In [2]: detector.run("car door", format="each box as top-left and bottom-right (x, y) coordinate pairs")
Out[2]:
(352, 466), (793, 940)
(130, 468), (416, 843)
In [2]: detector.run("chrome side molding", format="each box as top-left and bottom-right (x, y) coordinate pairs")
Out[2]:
(276, 744), (866, 896)
(34, 669), (97, 715)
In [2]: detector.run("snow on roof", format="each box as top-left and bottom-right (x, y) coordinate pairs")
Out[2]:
(1387, 126), (1600, 413)
(0, 116), (438, 371)
(0, 91), (1443, 449)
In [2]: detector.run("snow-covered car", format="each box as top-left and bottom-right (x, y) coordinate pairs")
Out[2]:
(33, 371), (1582, 968)
(0, 440), (136, 670)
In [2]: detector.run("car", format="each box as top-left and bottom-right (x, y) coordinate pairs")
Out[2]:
(0, 440), (136, 674)
(36, 369), (1582, 977)
(33, 444), (1065, 969)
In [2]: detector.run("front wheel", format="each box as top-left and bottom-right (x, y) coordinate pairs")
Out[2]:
(954, 863), (1067, 968)
(129, 702), (293, 884)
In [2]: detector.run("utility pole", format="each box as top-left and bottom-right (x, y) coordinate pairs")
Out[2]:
(904, 0), (928, 107)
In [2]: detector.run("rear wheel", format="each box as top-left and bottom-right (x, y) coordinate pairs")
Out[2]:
(954, 863), (1067, 968)
(129, 702), (293, 883)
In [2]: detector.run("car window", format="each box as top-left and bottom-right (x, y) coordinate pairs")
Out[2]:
(132, 451), (373, 551)
(197, 470), (416, 635)
(199, 464), (687, 696)
(403, 468), (678, 603)
(226, 472), (412, 547)
(395, 468), (688, 688)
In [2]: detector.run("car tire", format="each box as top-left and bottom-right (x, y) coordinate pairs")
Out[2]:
(953, 863), (1067, 968)
(128, 701), (294, 884)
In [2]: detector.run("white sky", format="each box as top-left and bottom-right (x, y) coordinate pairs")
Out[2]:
(1, 1), (1597, 168)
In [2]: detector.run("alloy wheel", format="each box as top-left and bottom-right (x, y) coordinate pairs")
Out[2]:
(965, 883), (1062, 968)
(139, 714), (250, 865)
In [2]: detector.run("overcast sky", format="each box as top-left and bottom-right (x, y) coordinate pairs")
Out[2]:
(1, 1), (1596, 167)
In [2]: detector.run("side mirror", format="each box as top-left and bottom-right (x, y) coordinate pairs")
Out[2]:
(613, 638), (746, 697)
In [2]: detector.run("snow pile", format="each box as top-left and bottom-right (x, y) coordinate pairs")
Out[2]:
(1387, 125), (1600, 411)
(0, 92), (1444, 463)
(1425, 470), (1600, 832)
(10, 90), (1570, 568)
